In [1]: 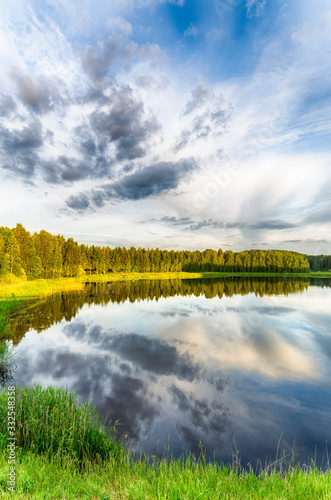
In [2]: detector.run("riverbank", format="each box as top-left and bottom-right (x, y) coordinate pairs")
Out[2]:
(0, 385), (330, 499)
(1, 450), (330, 499)
(1, 270), (330, 298)
(0, 279), (85, 340)
(0, 271), (329, 340)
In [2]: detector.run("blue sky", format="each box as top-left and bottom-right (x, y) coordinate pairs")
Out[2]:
(0, 0), (330, 252)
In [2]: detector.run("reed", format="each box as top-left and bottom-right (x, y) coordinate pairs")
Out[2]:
(0, 385), (123, 466)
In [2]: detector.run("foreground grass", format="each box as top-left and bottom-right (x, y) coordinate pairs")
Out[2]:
(1, 450), (331, 499)
(0, 385), (331, 499)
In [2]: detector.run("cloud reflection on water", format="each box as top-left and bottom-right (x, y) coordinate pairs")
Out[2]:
(9, 280), (331, 464)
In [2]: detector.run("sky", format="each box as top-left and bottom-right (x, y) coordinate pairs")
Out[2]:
(0, 0), (330, 253)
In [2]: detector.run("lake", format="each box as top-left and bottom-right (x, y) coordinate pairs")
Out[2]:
(3, 277), (331, 469)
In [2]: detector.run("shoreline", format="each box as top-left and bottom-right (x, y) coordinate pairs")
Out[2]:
(0, 270), (330, 302)
(0, 271), (329, 340)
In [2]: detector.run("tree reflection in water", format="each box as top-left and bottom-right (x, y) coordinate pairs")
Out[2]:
(8, 277), (312, 345)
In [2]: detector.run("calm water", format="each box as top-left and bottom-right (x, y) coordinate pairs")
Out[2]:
(3, 277), (331, 468)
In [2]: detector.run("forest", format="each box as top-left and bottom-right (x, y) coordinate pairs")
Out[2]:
(0, 223), (324, 281)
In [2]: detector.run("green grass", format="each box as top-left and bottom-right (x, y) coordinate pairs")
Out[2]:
(0, 385), (122, 466)
(0, 277), (84, 299)
(1, 450), (331, 499)
(0, 385), (330, 498)
(76, 270), (331, 281)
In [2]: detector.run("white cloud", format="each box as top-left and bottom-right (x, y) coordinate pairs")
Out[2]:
(0, 0), (330, 252)
(246, 0), (267, 17)
(183, 24), (199, 37)
(106, 17), (133, 35)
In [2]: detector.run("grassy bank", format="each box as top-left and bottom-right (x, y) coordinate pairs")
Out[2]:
(0, 279), (84, 339)
(0, 385), (330, 499)
(1, 271), (330, 300)
(1, 450), (331, 499)
(78, 270), (331, 281)
(0, 271), (329, 340)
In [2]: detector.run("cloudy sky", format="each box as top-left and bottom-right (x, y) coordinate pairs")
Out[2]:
(0, 0), (330, 252)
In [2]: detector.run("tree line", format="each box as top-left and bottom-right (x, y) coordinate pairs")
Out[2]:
(0, 223), (313, 281)
(307, 255), (331, 272)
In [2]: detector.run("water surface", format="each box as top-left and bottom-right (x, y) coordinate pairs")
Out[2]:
(3, 277), (331, 468)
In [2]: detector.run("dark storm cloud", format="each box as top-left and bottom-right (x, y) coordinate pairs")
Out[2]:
(1, 118), (43, 150)
(150, 217), (297, 232)
(79, 137), (97, 157)
(250, 219), (297, 230)
(187, 219), (295, 231)
(1, 44), (161, 187)
(2, 155), (37, 180)
(312, 328), (331, 362)
(91, 190), (107, 208)
(82, 86), (109, 105)
(0, 119), (44, 179)
(61, 324), (201, 383)
(0, 93), (17, 116)
(107, 159), (198, 201)
(41, 160), (61, 184)
(41, 152), (110, 185)
(13, 72), (67, 115)
(17, 345), (160, 442)
(186, 219), (226, 231)
(58, 155), (93, 182)
(66, 192), (91, 211)
(184, 82), (209, 115)
(103, 372), (160, 440)
(83, 37), (123, 86)
(65, 158), (198, 212)
(109, 333), (201, 381)
(83, 34), (162, 88)
(90, 86), (160, 161)
(226, 305), (296, 316)
(169, 384), (233, 454)
(174, 95), (233, 152)
(160, 216), (194, 225)
(225, 222), (245, 228)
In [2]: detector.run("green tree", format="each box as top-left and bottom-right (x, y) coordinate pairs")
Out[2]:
(33, 230), (63, 278)
(14, 223), (42, 279)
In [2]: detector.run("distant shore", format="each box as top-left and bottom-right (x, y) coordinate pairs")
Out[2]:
(0, 271), (329, 339)
(0, 270), (330, 301)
